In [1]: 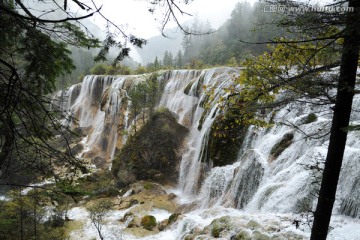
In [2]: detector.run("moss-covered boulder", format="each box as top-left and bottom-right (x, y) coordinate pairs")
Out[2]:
(302, 113), (317, 124)
(204, 216), (232, 238)
(168, 213), (181, 225)
(269, 132), (294, 161)
(141, 215), (157, 230)
(112, 109), (188, 187)
(246, 220), (261, 230)
(252, 231), (271, 240)
(233, 231), (251, 240)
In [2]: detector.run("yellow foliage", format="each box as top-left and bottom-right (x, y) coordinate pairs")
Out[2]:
(205, 34), (340, 128)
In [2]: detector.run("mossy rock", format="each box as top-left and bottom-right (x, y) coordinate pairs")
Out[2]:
(124, 226), (158, 238)
(75, 169), (118, 198)
(269, 132), (294, 161)
(112, 109), (188, 187)
(252, 231), (271, 240)
(184, 234), (196, 240)
(127, 216), (141, 228)
(232, 231), (251, 240)
(211, 223), (223, 238)
(204, 216), (231, 238)
(168, 213), (181, 225)
(184, 79), (196, 95)
(246, 220), (261, 230)
(271, 233), (304, 240)
(197, 107), (210, 131)
(141, 215), (157, 230)
(302, 113), (317, 124)
(143, 182), (154, 190)
(130, 181), (167, 195)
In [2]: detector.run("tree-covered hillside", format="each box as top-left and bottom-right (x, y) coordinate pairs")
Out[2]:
(142, 1), (285, 68)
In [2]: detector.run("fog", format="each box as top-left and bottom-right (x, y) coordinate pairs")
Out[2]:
(91, 0), (253, 39)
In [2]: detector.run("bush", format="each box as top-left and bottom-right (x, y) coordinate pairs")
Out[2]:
(105, 65), (131, 75)
(76, 170), (117, 199)
(134, 66), (148, 74)
(90, 63), (133, 75)
(90, 64), (107, 75)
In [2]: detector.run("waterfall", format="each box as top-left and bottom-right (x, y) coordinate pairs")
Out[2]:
(157, 67), (242, 195)
(59, 74), (147, 162)
(153, 67), (360, 218)
(58, 67), (360, 222)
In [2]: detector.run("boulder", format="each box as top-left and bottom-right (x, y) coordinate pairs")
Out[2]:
(112, 109), (188, 187)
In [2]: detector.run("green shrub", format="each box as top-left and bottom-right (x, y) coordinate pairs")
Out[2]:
(105, 65), (131, 75)
(134, 66), (148, 74)
(90, 64), (107, 75)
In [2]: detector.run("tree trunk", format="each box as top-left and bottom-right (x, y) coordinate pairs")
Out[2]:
(20, 202), (24, 240)
(310, 1), (360, 239)
(0, 121), (14, 170)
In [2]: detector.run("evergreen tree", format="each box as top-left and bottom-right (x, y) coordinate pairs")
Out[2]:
(162, 50), (174, 67)
(0, 0), (145, 188)
(310, 1), (360, 238)
(175, 50), (184, 68)
(153, 56), (161, 69)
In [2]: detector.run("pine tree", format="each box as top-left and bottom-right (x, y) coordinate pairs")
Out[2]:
(175, 50), (184, 68)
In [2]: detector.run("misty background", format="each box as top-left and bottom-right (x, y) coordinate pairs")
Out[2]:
(39, 0), (283, 89)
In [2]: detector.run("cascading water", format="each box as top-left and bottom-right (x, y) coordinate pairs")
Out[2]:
(157, 67), (242, 195)
(57, 67), (360, 239)
(59, 74), (147, 161)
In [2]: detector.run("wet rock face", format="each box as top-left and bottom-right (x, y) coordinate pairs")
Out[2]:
(207, 109), (248, 167)
(112, 109), (189, 187)
(269, 132), (294, 162)
(340, 177), (360, 218)
(234, 150), (265, 209)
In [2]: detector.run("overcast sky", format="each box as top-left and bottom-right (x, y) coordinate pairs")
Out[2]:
(90, 0), (255, 39)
